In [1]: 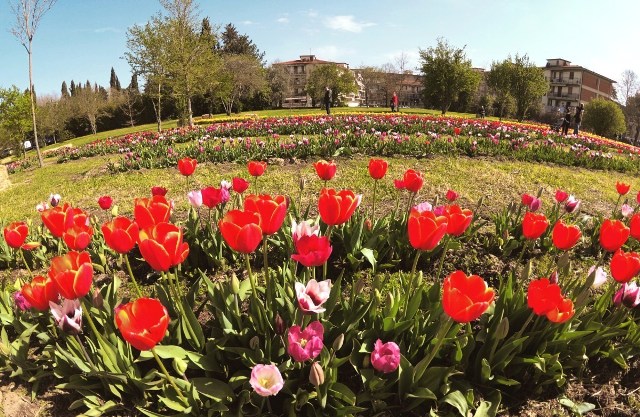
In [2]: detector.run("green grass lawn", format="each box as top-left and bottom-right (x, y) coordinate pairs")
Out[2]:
(0, 153), (625, 223)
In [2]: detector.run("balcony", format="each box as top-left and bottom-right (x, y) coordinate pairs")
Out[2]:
(547, 92), (579, 100)
(549, 78), (566, 85)
(565, 78), (582, 85)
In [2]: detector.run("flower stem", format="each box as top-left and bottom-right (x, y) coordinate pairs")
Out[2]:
(245, 254), (258, 301)
(124, 254), (143, 298)
(19, 249), (33, 278)
(322, 225), (334, 281)
(263, 238), (272, 318)
(152, 347), (187, 402)
(435, 237), (450, 282)
(74, 333), (98, 371)
(415, 316), (454, 380)
(371, 180), (378, 220)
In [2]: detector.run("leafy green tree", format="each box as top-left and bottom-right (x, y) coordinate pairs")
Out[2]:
(582, 98), (626, 137)
(487, 59), (514, 120)
(624, 93), (640, 145)
(216, 54), (266, 115)
(218, 23), (264, 63)
(0, 86), (33, 157)
(357, 66), (386, 106)
(128, 74), (140, 93)
(305, 64), (357, 107)
(37, 94), (70, 144)
(110, 67), (122, 93)
(509, 55), (548, 121)
(419, 38), (479, 115)
(266, 62), (289, 108)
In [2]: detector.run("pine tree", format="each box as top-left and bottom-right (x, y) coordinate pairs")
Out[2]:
(61, 81), (69, 98)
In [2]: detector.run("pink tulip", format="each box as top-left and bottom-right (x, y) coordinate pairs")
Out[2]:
(621, 204), (634, 218)
(371, 339), (401, 373)
(291, 219), (320, 244)
(446, 189), (459, 202)
(287, 321), (324, 362)
(250, 364), (284, 397)
(295, 279), (331, 313)
(187, 190), (202, 208)
(50, 299), (83, 335)
(589, 265), (608, 289)
(565, 195), (580, 213)
(413, 202), (433, 213)
(613, 282), (640, 308)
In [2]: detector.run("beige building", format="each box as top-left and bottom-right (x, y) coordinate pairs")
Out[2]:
(541, 58), (616, 113)
(273, 55), (350, 108)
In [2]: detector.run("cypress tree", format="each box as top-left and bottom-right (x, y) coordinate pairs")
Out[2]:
(128, 74), (139, 93)
(70, 80), (76, 96)
(61, 81), (69, 98)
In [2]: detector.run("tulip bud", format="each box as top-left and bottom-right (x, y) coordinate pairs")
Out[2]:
(92, 288), (104, 309)
(231, 273), (240, 294)
(549, 271), (559, 284)
(172, 357), (188, 375)
(364, 219), (372, 231)
(332, 333), (344, 351)
(274, 313), (286, 335)
(386, 292), (394, 310)
(111, 205), (119, 217)
(354, 277), (365, 295)
(249, 335), (260, 350)
(309, 362), (325, 387)
(299, 176), (307, 192)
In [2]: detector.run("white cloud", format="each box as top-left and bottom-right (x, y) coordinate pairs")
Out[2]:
(306, 9), (319, 18)
(314, 45), (355, 62)
(241, 20), (254, 25)
(324, 15), (375, 33)
(94, 27), (120, 34)
(277, 17), (289, 24)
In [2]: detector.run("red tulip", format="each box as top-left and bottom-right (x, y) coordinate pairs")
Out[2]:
(599, 219), (630, 252)
(21, 275), (59, 311)
(551, 220), (581, 251)
(402, 169), (424, 193)
(442, 271), (495, 323)
(616, 181), (631, 196)
(201, 186), (227, 209)
(151, 186), (168, 196)
(247, 161), (267, 177)
(522, 212), (549, 240)
(630, 213), (640, 241)
(637, 190), (640, 205)
(527, 278), (563, 315)
(313, 160), (337, 181)
(177, 157), (197, 177)
(368, 158), (388, 180)
(546, 298), (575, 323)
(232, 177), (250, 194)
(115, 298), (169, 351)
(318, 188), (361, 226)
(445, 189), (459, 202)
(408, 207), (448, 251)
(291, 235), (333, 267)
(3, 221), (28, 249)
(393, 179), (405, 190)
(244, 194), (288, 235)
(610, 249), (640, 283)
(218, 210), (263, 254)
(134, 196), (171, 230)
(138, 223), (190, 272)
(48, 251), (94, 300)
(453, 127), (461, 135)
(444, 205), (473, 236)
(521, 193), (534, 207)
(102, 217), (139, 254)
(63, 222), (94, 251)
(98, 196), (113, 210)
(555, 189), (569, 203)
(41, 204), (89, 239)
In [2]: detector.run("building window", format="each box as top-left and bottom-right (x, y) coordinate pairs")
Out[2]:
(569, 71), (574, 79)
(547, 98), (553, 106)
(568, 86), (573, 94)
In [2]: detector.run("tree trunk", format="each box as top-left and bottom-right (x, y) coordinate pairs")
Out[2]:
(28, 41), (44, 168)
(152, 82), (162, 132)
(187, 97), (193, 127)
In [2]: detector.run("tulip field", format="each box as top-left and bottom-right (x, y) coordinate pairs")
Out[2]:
(2, 113), (640, 416)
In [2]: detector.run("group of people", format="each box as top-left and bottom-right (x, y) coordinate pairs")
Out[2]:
(560, 102), (585, 136)
(324, 87), (402, 114)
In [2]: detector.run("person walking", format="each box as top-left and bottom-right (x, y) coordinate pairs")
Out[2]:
(324, 86), (332, 115)
(561, 105), (572, 136)
(573, 103), (584, 135)
(392, 92), (399, 112)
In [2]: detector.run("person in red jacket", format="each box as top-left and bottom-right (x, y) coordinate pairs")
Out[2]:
(392, 92), (399, 112)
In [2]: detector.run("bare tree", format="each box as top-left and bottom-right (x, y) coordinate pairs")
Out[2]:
(619, 70), (638, 106)
(118, 89), (142, 127)
(9, 0), (58, 168)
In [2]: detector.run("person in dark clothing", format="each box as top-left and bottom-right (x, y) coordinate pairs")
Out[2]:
(324, 87), (332, 115)
(573, 103), (584, 135)
(561, 106), (571, 135)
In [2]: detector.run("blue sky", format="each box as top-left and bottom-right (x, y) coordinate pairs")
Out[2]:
(1, 0), (639, 97)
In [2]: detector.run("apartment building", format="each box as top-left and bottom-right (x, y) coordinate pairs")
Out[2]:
(541, 58), (616, 113)
(273, 55), (350, 108)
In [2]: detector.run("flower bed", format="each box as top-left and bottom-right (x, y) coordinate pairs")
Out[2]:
(22, 114), (637, 175)
(1, 157), (640, 416)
